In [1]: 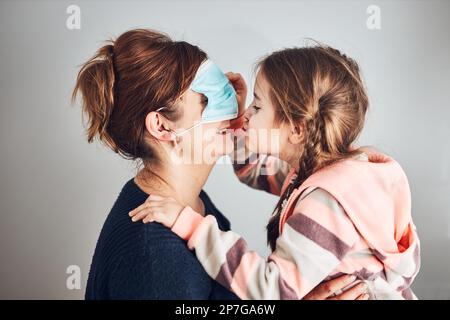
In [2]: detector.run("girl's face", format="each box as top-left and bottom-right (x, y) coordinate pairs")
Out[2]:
(244, 71), (296, 162)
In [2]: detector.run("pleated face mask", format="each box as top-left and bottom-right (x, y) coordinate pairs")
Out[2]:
(190, 59), (238, 123)
(157, 59), (238, 137)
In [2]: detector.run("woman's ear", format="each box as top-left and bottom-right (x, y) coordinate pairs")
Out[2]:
(145, 112), (176, 141)
(288, 123), (303, 145)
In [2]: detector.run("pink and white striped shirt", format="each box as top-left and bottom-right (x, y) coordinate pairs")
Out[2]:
(170, 149), (420, 300)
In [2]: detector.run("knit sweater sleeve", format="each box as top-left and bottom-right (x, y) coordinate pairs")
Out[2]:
(107, 229), (214, 299)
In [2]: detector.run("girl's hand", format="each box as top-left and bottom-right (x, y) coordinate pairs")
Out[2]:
(128, 194), (184, 228)
(303, 275), (369, 300)
(226, 72), (247, 130)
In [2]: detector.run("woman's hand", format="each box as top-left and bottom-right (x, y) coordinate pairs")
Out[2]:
(226, 72), (247, 130)
(129, 195), (184, 228)
(303, 275), (369, 300)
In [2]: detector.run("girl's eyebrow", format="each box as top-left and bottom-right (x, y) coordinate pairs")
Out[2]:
(253, 92), (260, 100)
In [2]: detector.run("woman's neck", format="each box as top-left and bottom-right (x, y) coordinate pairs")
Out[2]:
(134, 161), (215, 215)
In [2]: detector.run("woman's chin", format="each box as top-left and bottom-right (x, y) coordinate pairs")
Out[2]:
(216, 135), (234, 156)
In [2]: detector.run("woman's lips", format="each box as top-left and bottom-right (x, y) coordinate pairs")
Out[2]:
(216, 125), (230, 135)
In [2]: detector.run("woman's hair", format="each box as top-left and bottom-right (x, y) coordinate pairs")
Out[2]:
(260, 45), (369, 251)
(72, 28), (207, 161)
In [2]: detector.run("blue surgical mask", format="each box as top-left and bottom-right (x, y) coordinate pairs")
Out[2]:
(190, 59), (238, 123)
(157, 59), (238, 138)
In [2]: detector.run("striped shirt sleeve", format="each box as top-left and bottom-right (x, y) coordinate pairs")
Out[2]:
(171, 188), (360, 299)
(231, 134), (291, 196)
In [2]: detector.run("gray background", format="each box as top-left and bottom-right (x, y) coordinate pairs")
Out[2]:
(1, 0), (449, 299)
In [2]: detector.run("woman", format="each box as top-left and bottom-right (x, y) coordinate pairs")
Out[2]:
(73, 28), (367, 299)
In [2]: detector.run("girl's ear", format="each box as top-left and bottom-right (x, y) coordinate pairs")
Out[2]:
(145, 112), (176, 141)
(288, 123), (303, 145)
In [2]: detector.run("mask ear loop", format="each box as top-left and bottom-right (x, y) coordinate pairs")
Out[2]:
(155, 63), (209, 139)
(155, 107), (204, 140)
(171, 120), (203, 136)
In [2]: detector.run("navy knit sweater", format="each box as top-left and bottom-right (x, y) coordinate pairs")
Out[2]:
(85, 178), (239, 300)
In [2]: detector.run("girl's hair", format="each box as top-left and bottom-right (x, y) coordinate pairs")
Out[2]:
(260, 45), (369, 251)
(72, 28), (207, 161)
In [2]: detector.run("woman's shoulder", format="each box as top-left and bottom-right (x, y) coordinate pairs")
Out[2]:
(96, 178), (188, 252)
(103, 179), (231, 251)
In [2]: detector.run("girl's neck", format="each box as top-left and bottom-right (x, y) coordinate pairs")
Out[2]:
(134, 161), (215, 215)
(285, 154), (301, 173)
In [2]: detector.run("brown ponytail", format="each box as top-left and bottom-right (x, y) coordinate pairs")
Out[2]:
(72, 29), (207, 160)
(261, 45), (369, 251)
(72, 43), (117, 150)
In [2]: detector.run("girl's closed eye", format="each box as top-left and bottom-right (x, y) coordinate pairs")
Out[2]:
(252, 105), (261, 112)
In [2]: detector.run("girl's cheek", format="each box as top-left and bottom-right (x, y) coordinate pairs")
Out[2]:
(248, 113), (259, 129)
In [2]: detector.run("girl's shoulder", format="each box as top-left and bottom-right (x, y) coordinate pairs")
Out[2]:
(296, 186), (347, 219)
(280, 185), (352, 230)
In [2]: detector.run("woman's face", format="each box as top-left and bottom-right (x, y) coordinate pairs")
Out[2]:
(244, 71), (293, 160)
(171, 89), (234, 165)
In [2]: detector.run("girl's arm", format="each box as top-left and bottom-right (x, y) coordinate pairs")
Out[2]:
(130, 188), (360, 300)
(231, 133), (292, 196)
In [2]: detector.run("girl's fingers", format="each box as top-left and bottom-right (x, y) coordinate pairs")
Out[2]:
(131, 206), (162, 222)
(129, 204), (147, 217)
(143, 212), (163, 224)
(225, 72), (245, 87)
(129, 200), (164, 217)
(225, 71), (237, 79)
(231, 75), (245, 88)
(131, 209), (151, 222)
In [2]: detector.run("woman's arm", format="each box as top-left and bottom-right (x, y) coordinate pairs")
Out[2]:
(130, 189), (361, 300)
(108, 230), (215, 299)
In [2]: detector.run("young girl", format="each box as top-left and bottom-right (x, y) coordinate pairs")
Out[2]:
(129, 45), (420, 299)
